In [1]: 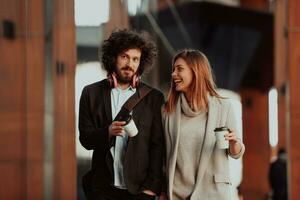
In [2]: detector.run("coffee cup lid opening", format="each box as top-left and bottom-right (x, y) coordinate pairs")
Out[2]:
(214, 127), (229, 132)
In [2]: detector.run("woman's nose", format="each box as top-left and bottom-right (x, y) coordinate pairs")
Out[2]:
(172, 70), (177, 77)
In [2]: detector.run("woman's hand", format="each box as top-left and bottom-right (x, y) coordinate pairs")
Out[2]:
(224, 129), (238, 144)
(225, 129), (242, 155)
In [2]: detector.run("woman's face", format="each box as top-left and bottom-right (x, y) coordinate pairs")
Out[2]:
(172, 57), (194, 93)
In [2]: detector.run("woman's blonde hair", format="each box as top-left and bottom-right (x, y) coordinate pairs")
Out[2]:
(164, 49), (221, 114)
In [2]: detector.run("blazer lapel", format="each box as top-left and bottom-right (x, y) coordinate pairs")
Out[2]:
(166, 98), (182, 199)
(168, 100), (181, 155)
(102, 80), (112, 121)
(195, 96), (220, 184)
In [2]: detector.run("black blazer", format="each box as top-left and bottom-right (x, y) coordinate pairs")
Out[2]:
(79, 79), (165, 195)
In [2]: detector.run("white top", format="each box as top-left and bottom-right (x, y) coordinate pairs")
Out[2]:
(110, 86), (136, 188)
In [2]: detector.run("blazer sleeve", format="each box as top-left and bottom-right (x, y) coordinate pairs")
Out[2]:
(78, 86), (110, 150)
(226, 100), (245, 159)
(160, 106), (168, 193)
(141, 91), (165, 194)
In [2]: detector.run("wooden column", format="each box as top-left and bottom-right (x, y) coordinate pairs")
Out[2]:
(274, 0), (287, 150)
(0, 0), (44, 199)
(240, 0), (269, 11)
(239, 1), (275, 199)
(0, 0), (76, 198)
(52, 0), (77, 199)
(240, 89), (270, 200)
(22, 0), (45, 199)
(287, 0), (300, 199)
(104, 0), (129, 38)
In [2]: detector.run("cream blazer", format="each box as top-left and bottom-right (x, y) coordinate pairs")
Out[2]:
(162, 96), (245, 200)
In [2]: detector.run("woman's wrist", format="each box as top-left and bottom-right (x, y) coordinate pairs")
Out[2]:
(229, 138), (242, 155)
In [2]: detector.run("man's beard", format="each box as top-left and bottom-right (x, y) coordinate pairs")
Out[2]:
(115, 66), (135, 84)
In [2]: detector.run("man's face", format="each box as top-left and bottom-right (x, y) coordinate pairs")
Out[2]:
(115, 48), (141, 84)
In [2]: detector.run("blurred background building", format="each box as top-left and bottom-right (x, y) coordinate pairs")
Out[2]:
(0, 0), (299, 199)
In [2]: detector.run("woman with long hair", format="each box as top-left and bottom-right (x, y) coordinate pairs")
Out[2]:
(161, 49), (245, 200)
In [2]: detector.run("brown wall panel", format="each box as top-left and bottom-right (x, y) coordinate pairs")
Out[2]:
(104, 0), (129, 37)
(1, 0), (77, 198)
(24, 0), (45, 164)
(240, 0), (269, 11)
(277, 97), (287, 148)
(241, 89), (270, 200)
(274, 0), (300, 199)
(0, 1), (27, 198)
(0, 41), (26, 113)
(274, 0), (287, 149)
(289, 33), (300, 110)
(288, 0), (300, 193)
(289, 0), (300, 27)
(0, 0), (44, 198)
(0, 163), (22, 199)
(21, 0), (45, 198)
(26, 162), (44, 199)
(274, 0), (287, 88)
(52, 0), (77, 199)
(289, 116), (300, 200)
(0, 114), (24, 160)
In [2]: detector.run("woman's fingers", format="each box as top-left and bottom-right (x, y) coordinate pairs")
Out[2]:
(225, 131), (237, 141)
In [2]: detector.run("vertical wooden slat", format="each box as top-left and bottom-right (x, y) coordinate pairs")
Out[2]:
(1, 0), (77, 198)
(23, 0), (45, 199)
(274, 0), (287, 150)
(240, 89), (270, 200)
(240, 0), (269, 11)
(0, 0), (27, 199)
(52, 0), (76, 199)
(104, 0), (129, 38)
(0, 0), (44, 199)
(288, 0), (300, 195)
(287, 0), (300, 199)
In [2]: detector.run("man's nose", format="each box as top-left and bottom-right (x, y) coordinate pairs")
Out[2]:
(126, 59), (135, 68)
(125, 59), (130, 67)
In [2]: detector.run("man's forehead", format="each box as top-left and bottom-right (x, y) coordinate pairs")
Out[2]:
(121, 48), (142, 55)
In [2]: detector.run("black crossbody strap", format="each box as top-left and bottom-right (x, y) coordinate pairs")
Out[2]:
(123, 84), (152, 111)
(113, 84), (152, 121)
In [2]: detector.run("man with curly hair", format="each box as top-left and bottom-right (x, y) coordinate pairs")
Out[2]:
(79, 29), (165, 200)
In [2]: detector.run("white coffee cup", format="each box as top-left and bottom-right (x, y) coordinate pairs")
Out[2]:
(214, 127), (229, 149)
(124, 118), (138, 137)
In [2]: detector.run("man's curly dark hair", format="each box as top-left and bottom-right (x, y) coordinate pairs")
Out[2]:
(100, 29), (157, 76)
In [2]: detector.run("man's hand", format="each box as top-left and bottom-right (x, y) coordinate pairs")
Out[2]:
(142, 189), (156, 196)
(108, 121), (126, 137)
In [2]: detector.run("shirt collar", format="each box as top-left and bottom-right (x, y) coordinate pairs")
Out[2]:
(115, 85), (136, 93)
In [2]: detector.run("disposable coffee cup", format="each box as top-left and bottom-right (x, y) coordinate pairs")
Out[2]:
(124, 117), (138, 137)
(214, 127), (229, 149)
